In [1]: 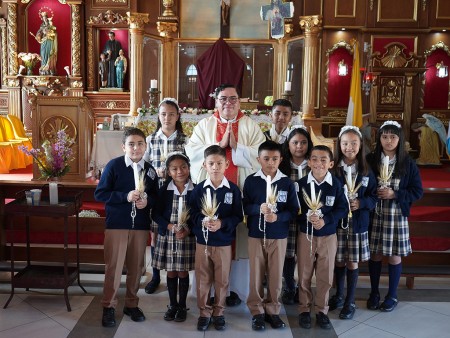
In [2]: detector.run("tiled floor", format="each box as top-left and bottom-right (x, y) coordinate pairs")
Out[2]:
(1, 249), (450, 338)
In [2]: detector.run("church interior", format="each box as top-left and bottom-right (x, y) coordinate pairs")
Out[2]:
(0, 0), (449, 337)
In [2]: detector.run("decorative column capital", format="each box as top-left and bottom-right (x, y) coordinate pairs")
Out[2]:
(157, 22), (178, 38)
(299, 15), (322, 36)
(126, 12), (149, 30)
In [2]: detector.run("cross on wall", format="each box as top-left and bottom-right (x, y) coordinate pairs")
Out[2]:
(260, 0), (294, 39)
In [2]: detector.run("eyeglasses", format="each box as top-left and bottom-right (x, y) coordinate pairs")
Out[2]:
(217, 96), (239, 104)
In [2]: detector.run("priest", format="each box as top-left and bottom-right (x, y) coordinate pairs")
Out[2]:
(185, 83), (265, 303)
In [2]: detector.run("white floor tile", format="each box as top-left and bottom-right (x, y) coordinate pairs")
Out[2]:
(339, 323), (402, 338)
(0, 317), (69, 338)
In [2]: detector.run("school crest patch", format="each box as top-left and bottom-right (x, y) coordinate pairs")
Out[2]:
(277, 190), (288, 203)
(147, 168), (156, 180)
(361, 176), (369, 187)
(224, 192), (233, 204)
(325, 196), (335, 206)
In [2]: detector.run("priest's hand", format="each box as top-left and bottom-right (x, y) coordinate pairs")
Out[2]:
(229, 124), (237, 150)
(218, 122), (231, 148)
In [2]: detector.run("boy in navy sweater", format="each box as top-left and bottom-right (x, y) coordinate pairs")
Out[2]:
(297, 145), (348, 330)
(95, 128), (158, 327)
(243, 140), (299, 331)
(189, 145), (243, 332)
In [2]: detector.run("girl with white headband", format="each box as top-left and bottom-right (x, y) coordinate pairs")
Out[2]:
(366, 121), (423, 312)
(329, 126), (377, 319)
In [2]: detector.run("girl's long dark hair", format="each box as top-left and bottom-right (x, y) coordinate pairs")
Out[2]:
(367, 124), (408, 177)
(153, 100), (185, 145)
(335, 129), (369, 177)
(279, 127), (313, 176)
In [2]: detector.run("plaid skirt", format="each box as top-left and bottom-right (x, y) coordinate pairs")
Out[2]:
(370, 199), (412, 257)
(285, 221), (298, 257)
(152, 231), (196, 271)
(336, 220), (370, 263)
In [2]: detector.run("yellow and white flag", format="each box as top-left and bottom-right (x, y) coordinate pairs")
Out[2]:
(346, 40), (363, 127)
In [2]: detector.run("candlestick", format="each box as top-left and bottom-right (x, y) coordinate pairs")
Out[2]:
(49, 182), (58, 205)
(383, 156), (389, 177)
(284, 81), (292, 92)
(178, 196), (183, 223)
(266, 175), (272, 203)
(133, 162), (139, 190)
(206, 188), (212, 208)
(310, 181), (316, 201)
(163, 139), (168, 158)
(150, 79), (158, 89)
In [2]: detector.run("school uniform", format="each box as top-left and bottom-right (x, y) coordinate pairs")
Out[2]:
(243, 169), (299, 316)
(95, 156), (158, 309)
(152, 180), (196, 272)
(296, 172), (348, 315)
(263, 125), (291, 144)
(189, 177), (243, 318)
(336, 162), (377, 263)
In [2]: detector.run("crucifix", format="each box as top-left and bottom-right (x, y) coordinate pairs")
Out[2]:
(220, 0), (231, 38)
(260, 0), (294, 39)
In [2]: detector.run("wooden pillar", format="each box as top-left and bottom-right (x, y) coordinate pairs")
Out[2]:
(67, 1), (83, 97)
(273, 39), (287, 99)
(127, 12), (149, 115)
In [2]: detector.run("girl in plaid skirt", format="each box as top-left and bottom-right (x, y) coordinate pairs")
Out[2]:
(279, 126), (312, 304)
(366, 121), (423, 312)
(144, 98), (188, 295)
(329, 126), (377, 319)
(152, 152), (196, 322)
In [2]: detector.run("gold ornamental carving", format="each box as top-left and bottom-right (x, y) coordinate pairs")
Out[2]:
(0, 18), (7, 86)
(162, 0), (175, 17)
(374, 43), (415, 68)
(70, 4), (81, 77)
(0, 98), (8, 108)
(7, 78), (20, 87)
(87, 28), (94, 89)
(380, 77), (403, 105)
(106, 101), (117, 109)
(325, 40), (353, 56)
(7, 3), (18, 75)
(40, 116), (77, 142)
(369, 0), (374, 11)
(71, 80), (83, 88)
(157, 22), (178, 38)
(96, 0), (126, 2)
(422, 0), (427, 11)
(378, 114), (403, 120)
(299, 15), (322, 35)
(424, 41), (450, 57)
(87, 10), (127, 25)
(127, 12), (149, 30)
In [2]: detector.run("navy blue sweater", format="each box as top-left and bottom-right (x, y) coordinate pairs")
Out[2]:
(189, 180), (243, 246)
(297, 174), (348, 236)
(243, 173), (299, 239)
(335, 167), (377, 233)
(95, 156), (158, 230)
(152, 183), (195, 236)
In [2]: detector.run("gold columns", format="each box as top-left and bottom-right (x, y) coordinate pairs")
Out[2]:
(299, 15), (322, 120)
(127, 12), (149, 115)
(67, 1), (83, 97)
(6, 1), (18, 76)
(0, 18), (7, 87)
(273, 39), (287, 99)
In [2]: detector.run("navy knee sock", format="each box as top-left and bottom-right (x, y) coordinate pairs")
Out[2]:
(151, 246), (160, 281)
(368, 260), (382, 295)
(167, 276), (178, 307)
(283, 256), (296, 290)
(334, 266), (346, 297)
(345, 268), (359, 304)
(178, 276), (190, 309)
(387, 263), (402, 299)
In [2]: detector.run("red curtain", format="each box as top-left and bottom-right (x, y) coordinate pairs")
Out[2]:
(196, 38), (245, 109)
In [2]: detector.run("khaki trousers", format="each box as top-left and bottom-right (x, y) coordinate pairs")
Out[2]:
(297, 232), (337, 315)
(195, 243), (232, 317)
(247, 237), (287, 316)
(102, 229), (148, 309)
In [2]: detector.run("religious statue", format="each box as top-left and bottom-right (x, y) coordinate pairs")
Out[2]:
(30, 8), (58, 75)
(114, 49), (127, 89)
(98, 53), (109, 88)
(103, 31), (122, 87)
(221, 0), (230, 26)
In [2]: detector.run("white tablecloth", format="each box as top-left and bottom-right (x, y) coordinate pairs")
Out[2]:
(90, 130), (124, 174)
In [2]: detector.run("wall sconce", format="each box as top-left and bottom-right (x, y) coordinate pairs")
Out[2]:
(362, 44), (374, 96)
(338, 59), (348, 76)
(436, 61), (448, 78)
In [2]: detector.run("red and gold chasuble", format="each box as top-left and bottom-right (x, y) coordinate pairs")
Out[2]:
(214, 110), (244, 185)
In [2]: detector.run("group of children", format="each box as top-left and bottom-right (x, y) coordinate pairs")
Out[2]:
(94, 97), (423, 331)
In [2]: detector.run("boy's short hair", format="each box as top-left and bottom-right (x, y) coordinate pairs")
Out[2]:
(122, 127), (146, 144)
(258, 140), (282, 155)
(204, 144), (226, 159)
(272, 99), (292, 111)
(310, 145), (333, 161)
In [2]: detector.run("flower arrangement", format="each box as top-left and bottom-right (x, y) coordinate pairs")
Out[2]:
(137, 103), (157, 116)
(18, 52), (41, 75)
(19, 129), (75, 179)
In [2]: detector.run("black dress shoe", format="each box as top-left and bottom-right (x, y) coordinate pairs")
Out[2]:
(265, 314), (286, 329)
(281, 288), (296, 305)
(102, 307), (116, 327)
(298, 312), (311, 329)
(328, 294), (344, 311)
(316, 312), (332, 329)
(252, 314), (265, 331)
(164, 305), (178, 321)
(367, 292), (380, 310)
(144, 278), (160, 294)
(197, 316), (211, 331)
(226, 291), (242, 306)
(174, 307), (188, 322)
(379, 296), (398, 312)
(339, 303), (356, 319)
(212, 315), (226, 330)
(123, 307), (145, 322)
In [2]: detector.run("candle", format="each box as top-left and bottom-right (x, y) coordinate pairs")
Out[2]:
(347, 167), (352, 187)
(163, 139), (168, 158)
(383, 156), (389, 177)
(150, 79), (158, 89)
(310, 181), (316, 201)
(266, 175), (272, 203)
(284, 81), (292, 92)
(178, 196), (183, 223)
(206, 188), (212, 208)
(133, 162), (139, 190)
(49, 182), (59, 205)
